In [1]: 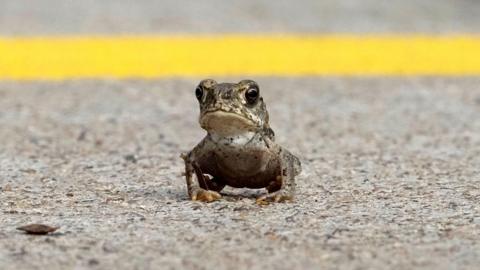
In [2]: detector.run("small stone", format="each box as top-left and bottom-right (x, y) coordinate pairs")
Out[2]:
(17, 224), (59, 235)
(21, 169), (37, 174)
(3, 184), (12, 192)
(102, 242), (118, 253)
(124, 154), (138, 163)
(88, 259), (100, 266)
(77, 129), (87, 141)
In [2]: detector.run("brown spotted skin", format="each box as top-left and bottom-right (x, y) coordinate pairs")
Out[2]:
(182, 79), (301, 203)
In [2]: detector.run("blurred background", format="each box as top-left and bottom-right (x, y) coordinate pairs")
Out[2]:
(1, 1), (480, 270)
(1, 0), (480, 34)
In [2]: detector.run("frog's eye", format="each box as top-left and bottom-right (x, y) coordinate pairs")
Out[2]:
(195, 86), (204, 100)
(245, 86), (259, 104)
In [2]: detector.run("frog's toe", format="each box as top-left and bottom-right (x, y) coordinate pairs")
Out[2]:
(191, 188), (221, 202)
(256, 191), (293, 204)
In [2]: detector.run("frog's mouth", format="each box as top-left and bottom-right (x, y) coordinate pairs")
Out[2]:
(200, 110), (257, 135)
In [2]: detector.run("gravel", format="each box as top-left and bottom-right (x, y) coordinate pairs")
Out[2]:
(1, 77), (479, 269)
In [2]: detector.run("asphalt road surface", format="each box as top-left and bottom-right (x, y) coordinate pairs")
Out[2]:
(1, 78), (480, 269)
(0, 0), (480, 35)
(1, 0), (480, 269)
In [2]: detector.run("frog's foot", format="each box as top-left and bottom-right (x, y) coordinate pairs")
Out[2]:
(256, 190), (293, 204)
(191, 188), (221, 202)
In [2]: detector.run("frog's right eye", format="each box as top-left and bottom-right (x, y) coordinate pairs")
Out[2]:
(195, 86), (204, 100)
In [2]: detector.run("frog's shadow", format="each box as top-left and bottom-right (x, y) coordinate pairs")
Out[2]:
(162, 187), (265, 201)
(218, 187), (265, 201)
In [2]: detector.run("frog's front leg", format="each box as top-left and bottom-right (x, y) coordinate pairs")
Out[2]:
(257, 148), (298, 203)
(181, 148), (222, 203)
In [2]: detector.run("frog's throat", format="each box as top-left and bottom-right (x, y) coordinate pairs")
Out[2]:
(200, 110), (259, 136)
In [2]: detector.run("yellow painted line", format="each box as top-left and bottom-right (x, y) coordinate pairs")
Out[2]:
(1, 35), (480, 79)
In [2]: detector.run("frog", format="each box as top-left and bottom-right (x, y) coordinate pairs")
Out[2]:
(181, 79), (301, 203)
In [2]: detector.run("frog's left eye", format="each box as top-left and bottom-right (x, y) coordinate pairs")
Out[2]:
(245, 86), (259, 104)
(195, 86), (204, 100)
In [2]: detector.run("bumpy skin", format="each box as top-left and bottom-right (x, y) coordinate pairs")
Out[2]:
(182, 79), (301, 203)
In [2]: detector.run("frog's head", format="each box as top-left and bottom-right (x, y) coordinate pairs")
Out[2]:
(195, 79), (269, 136)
